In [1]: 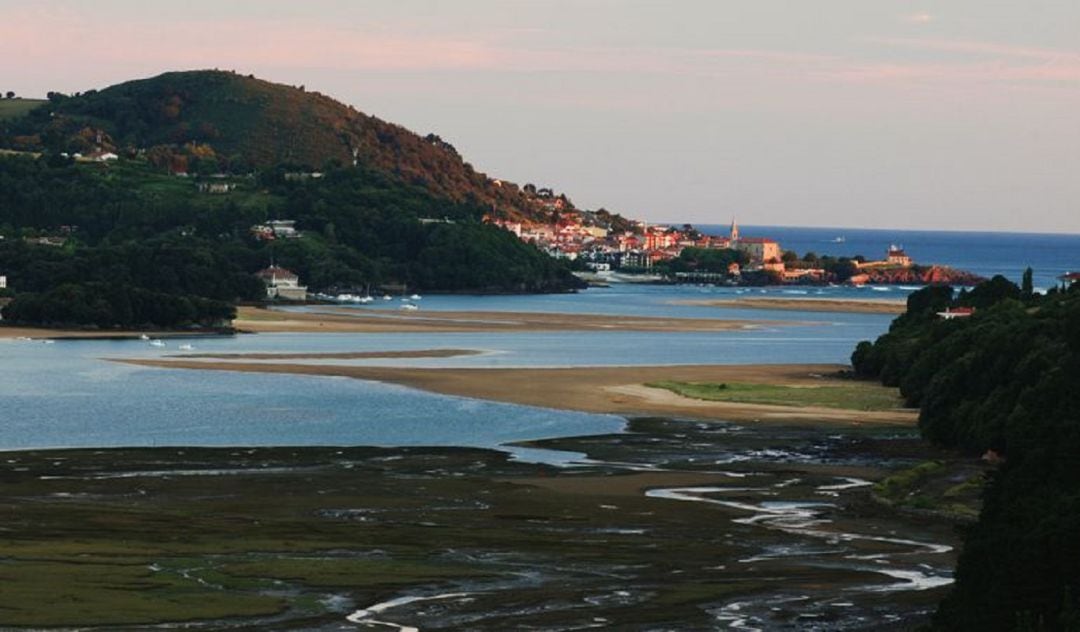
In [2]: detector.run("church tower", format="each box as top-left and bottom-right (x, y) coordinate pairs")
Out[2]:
(730, 217), (739, 242)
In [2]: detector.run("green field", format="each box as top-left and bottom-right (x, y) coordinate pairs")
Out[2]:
(0, 98), (45, 120)
(647, 380), (905, 411)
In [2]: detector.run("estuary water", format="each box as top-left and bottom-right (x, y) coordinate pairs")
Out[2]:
(1, 284), (890, 457)
(5, 219), (1078, 457)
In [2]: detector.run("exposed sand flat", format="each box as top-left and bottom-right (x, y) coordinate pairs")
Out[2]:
(674, 297), (906, 315)
(234, 305), (795, 333)
(116, 359), (917, 426)
(172, 348), (482, 360)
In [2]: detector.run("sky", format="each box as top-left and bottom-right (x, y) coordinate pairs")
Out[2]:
(1, 0), (1078, 233)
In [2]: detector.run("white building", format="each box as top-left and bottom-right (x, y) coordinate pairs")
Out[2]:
(255, 266), (307, 301)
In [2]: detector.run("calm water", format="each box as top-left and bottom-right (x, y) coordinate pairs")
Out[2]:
(3, 226), (1076, 455)
(2, 284), (886, 458)
(0, 336), (625, 461)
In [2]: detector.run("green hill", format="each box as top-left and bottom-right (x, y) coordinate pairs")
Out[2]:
(0, 71), (542, 219)
(0, 98), (45, 121)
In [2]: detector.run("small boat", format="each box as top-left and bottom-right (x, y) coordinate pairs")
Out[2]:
(358, 295), (374, 304)
(382, 295), (393, 301)
(149, 339), (166, 347)
(139, 334), (150, 341)
(399, 303), (420, 311)
(178, 344), (194, 351)
(409, 294), (422, 300)
(831, 236), (846, 243)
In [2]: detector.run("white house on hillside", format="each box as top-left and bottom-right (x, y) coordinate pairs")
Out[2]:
(255, 265), (307, 301)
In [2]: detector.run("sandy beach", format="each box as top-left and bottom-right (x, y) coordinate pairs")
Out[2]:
(117, 359), (917, 426)
(232, 305), (792, 333)
(674, 297), (906, 314)
(172, 348), (482, 361)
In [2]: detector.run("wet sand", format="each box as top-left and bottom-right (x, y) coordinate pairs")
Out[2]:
(674, 297), (906, 314)
(172, 348), (483, 361)
(234, 305), (792, 333)
(117, 359), (917, 426)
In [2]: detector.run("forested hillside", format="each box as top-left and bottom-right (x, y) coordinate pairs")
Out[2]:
(0, 70), (566, 222)
(852, 275), (1080, 630)
(0, 154), (581, 329)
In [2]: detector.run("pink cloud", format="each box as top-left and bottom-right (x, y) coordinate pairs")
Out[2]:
(0, 7), (496, 72)
(867, 37), (1080, 63)
(901, 13), (934, 25)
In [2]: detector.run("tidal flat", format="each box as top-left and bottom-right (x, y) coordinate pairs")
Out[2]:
(0, 418), (970, 630)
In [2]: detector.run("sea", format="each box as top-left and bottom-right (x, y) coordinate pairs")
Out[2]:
(698, 224), (1080, 290)
(2, 226), (1078, 458)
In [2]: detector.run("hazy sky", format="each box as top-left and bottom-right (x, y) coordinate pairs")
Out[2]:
(2, 1), (1078, 232)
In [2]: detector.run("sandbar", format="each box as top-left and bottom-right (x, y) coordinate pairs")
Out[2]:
(172, 348), (482, 360)
(233, 305), (792, 333)
(116, 359), (917, 426)
(674, 298), (906, 315)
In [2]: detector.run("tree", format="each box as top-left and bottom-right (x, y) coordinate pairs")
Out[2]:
(781, 250), (799, 263)
(5, 91), (14, 99)
(1022, 267), (1034, 299)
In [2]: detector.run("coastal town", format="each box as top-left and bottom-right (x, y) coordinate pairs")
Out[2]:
(483, 201), (978, 287)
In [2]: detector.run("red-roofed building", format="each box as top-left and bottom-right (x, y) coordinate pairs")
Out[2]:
(255, 265), (307, 301)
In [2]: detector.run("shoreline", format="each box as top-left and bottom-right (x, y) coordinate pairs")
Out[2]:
(116, 359), (917, 426)
(0, 326), (234, 340)
(674, 297), (906, 314)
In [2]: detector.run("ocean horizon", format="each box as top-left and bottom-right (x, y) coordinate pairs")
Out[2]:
(696, 224), (1080, 289)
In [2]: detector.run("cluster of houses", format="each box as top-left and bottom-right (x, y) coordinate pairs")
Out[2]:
(486, 208), (932, 284)
(487, 214), (797, 276)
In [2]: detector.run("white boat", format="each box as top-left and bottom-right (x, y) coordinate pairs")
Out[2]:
(139, 334), (150, 341)
(149, 339), (166, 348)
(382, 295), (392, 301)
(358, 295), (374, 304)
(409, 294), (422, 300)
(399, 303), (420, 311)
(178, 344), (194, 351)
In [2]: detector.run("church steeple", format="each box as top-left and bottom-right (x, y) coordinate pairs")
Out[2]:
(730, 216), (739, 242)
